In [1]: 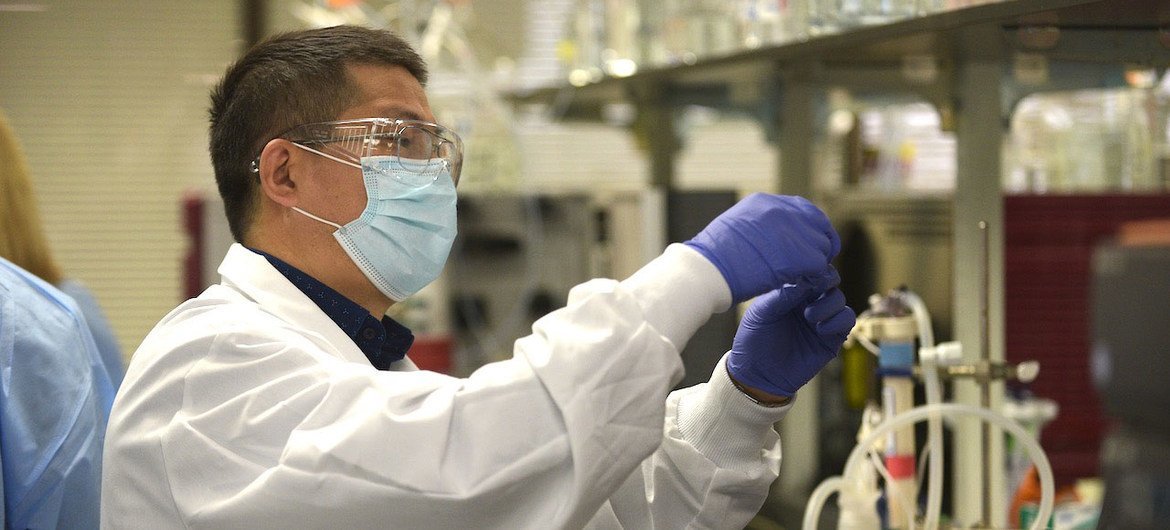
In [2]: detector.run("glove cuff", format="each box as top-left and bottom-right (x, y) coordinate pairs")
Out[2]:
(726, 354), (797, 398)
(621, 244), (732, 350)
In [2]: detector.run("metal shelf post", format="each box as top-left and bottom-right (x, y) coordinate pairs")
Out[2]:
(953, 57), (1009, 527)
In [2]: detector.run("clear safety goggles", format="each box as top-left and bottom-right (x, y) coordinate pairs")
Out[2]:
(252, 118), (463, 185)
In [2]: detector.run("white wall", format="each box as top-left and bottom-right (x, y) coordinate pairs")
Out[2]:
(0, 1), (239, 357)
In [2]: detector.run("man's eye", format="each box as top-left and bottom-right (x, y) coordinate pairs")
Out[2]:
(364, 136), (388, 150)
(376, 135), (405, 146)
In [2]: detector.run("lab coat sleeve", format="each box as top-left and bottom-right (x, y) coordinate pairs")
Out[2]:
(583, 244), (790, 529)
(595, 355), (790, 529)
(504, 243), (740, 528)
(114, 245), (738, 529)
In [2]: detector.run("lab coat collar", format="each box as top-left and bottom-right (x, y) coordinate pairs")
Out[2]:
(216, 243), (374, 368)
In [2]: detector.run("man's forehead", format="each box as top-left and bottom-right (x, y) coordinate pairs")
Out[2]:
(336, 100), (432, 122)
(342, 64), (433, 121)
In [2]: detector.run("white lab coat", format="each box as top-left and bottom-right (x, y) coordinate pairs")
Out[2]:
(101, 243), (791, 529)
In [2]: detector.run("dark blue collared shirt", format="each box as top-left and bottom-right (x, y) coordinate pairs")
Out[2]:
(248, 248), (414, 370)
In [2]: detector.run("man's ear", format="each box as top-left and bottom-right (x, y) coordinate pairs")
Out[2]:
(257, 139), (300, 208)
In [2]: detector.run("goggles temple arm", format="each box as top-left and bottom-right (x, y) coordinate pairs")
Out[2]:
(250, 142), (363, 174)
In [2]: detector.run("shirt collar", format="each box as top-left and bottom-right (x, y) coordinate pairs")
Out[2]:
(246, 248), (413, 370)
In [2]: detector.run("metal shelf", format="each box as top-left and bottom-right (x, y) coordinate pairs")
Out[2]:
(511, 0), (1170, 118)
(507, 2), (1170, 525)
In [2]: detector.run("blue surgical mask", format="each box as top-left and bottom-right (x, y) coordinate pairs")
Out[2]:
(293, 155), (458, 301)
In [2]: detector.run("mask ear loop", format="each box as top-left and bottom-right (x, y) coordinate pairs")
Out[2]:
(282, 141), (354, 231)
(291, 206), (343, 231)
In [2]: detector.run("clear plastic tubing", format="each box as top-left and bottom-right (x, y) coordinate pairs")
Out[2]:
(802, 476), (844, 530)
(847, 404), (1053, 530)
(804, 403), (1055, 530)
(900, 290), (935, 349)
(901, 290), (943, 529)
(920, 356), (944, 529)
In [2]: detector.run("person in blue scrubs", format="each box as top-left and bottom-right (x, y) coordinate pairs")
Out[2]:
(0, 257), (115, 529)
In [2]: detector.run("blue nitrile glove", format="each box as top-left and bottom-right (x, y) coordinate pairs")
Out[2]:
(727, 277), (857, 398)
(684, 193), (841, 304)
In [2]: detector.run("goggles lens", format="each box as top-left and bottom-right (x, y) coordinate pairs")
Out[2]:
(276, 118), (463, 184)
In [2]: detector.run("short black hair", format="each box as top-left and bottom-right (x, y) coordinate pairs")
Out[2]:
(209, 25), (427, 242)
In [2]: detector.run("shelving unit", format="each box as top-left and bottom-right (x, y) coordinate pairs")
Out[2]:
(511, 0), (1170, 524)
(516, 0), (1169, 110)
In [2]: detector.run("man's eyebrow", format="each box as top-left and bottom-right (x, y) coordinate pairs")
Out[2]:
(375, 107), (425, 121)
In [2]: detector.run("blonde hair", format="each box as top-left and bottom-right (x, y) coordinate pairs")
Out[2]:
(0, 109), (63, 285)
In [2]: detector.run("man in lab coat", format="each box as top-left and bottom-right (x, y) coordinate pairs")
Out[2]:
(101, 25), (854, 529)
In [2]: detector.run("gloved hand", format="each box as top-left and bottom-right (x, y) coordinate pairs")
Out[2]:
(727, 277), (856, 398)
(684, 193), (841, 304)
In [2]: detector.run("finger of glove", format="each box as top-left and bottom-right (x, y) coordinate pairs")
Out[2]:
(804, 288), (846, 322)
(743, 281), (822, 326)
(815, 305), (857, 337)
(802, 266), (841, 295)
(741, 289), (791, 328)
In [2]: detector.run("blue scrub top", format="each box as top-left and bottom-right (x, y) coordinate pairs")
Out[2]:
(58, 280), (125, 389)
(0, 257), (115, 529)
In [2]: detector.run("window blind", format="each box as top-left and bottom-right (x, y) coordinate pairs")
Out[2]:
(0, 0), (238, 359)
